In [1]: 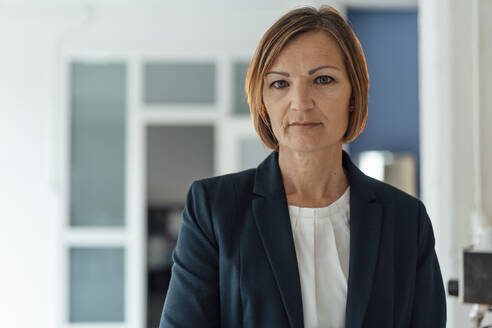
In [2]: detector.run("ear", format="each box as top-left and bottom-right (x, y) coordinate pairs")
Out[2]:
(349, 97), (355, 112)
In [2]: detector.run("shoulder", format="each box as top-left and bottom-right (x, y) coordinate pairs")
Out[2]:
(185, 168), (256, 214)
(363, 173), (423, 213)
(191, 167), (256, 199)
(185, 169), (257, 242)
(360, 174), (432, 239)
(362, 174), (433, 245)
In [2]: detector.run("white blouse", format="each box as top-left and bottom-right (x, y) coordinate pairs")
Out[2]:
(287, 186), (350, 328)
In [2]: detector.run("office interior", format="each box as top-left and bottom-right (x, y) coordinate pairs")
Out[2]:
(1, 0), (491, 327)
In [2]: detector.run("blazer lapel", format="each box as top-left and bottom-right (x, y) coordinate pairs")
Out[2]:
(252, 151), (304, 328)
(342, 151), (383, 328)
(252, 150), (383, 328)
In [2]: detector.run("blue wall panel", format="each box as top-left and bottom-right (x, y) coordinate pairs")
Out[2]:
(347, 9), (420, 195)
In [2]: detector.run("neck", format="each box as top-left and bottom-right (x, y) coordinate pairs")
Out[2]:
(278, 145), (349, 207)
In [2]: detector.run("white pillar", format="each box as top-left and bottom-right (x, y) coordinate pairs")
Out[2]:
(419, 0), (492, 326)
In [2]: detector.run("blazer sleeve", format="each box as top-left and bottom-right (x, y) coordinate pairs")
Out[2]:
(160, 181), (220, 328)
(410, 200), (447, 328)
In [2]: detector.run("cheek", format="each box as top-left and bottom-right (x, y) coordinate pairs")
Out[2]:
(263, 93), (286, 112)
(318, 86), (351, 113)
(268, 111), (287, 132)
(263, 98), (287, 124)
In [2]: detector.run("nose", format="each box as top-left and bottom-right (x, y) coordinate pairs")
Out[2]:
(289, 82), (314, 111)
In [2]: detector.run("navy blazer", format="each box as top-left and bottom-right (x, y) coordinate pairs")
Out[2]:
(160, 150), (446, 328)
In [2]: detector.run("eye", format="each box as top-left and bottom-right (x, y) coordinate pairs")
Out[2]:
(271, 80), (289, 89)
(314, 75), (333, 85)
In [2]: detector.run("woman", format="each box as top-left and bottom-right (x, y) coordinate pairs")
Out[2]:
(160, 6), (446, 328)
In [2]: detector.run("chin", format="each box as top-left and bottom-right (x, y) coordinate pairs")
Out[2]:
(281, 139), (343, 153)
(284, 143), (325, 153)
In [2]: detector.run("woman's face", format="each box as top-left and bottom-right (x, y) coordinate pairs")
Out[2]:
(262, 30), (352, 153)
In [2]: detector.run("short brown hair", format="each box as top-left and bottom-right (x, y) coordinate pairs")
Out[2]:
(245, 5), (369, 151)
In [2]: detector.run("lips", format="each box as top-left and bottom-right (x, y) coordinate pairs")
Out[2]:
(289, 122), (321, 126)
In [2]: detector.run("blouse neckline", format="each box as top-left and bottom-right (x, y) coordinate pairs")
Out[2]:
(287, 186), (350, 220)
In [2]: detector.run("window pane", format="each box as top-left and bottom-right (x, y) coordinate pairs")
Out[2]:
(146, 125), (214, 205)
(144, 62), (215, 104)
(69, 247), (125, 322)
(233, 62), (250, 115)
(240, 137), (271, 170)
(70, 62), (126, 227)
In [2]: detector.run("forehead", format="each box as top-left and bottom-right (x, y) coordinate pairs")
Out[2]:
(269, 30), (345, 71)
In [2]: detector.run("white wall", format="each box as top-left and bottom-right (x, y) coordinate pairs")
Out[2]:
(419, 0), (492, 327)
(0, 2), (338, 327)
(19, 1), (492, 328)
(0, 7), (78, 328)
(481, 0), (492, 224)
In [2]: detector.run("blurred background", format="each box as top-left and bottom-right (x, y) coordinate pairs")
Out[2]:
(1, 0), (491, 327)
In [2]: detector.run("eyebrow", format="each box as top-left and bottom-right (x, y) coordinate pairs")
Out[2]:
(265, 65), (340, 77)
